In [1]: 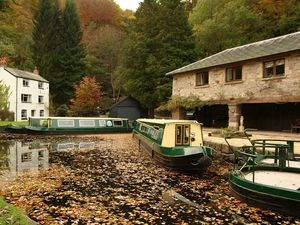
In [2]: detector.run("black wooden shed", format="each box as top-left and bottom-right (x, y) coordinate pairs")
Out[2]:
(109, 96), (148, 121)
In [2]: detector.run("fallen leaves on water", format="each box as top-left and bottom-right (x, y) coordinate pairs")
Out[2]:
(0, 134), (299, 224)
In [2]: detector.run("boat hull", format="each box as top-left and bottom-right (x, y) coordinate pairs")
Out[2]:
(133, 132), (212, 171)
(229, 171), (300, 217)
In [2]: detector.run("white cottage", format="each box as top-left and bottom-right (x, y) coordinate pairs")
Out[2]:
(0, 66), (49, 121)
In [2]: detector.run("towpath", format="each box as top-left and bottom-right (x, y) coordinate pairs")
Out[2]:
(203, 128), (300, 154)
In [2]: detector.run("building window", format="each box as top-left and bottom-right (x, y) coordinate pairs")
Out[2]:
(23, 79), (29, 87)
(263, 59), (285, 78)
(40, 110), (44, 117)
(21, 152), (32, 162)
(21, 94), (31, 103)
(196, 71), (209, 86)
(226, 66), (242, 82)
(21, 109), (27, 120)
(38, 82), (43, 89)
(38, 95), (44, 104)
(31, 110), (35, 117)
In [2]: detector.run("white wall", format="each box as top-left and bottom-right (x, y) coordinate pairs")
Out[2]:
(0, 66), (49, 121)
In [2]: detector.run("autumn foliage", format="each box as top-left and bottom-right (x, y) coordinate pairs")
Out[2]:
(69, 76), (102, 116)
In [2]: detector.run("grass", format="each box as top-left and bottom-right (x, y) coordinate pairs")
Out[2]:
(0, 121), (28, 127)
(0, 197), (33, 225)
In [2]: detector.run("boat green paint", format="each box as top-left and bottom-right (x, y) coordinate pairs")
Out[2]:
(226, 135), (300, 217)
(133, 119), (213, 171)
(6, 117), (132, 134)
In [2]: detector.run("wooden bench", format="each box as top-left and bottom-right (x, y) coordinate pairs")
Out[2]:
(291, 119), (300, 133)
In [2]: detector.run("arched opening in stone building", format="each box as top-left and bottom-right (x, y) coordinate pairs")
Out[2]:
(242, 103), (300, 132)
(193, 104), (228, 128)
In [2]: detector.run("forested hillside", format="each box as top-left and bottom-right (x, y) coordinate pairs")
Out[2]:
(0, 0), (299, 116)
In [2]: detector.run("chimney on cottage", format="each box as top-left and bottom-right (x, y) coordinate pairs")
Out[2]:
(0, 57), (8, 68)
(33, 66), (39, 75)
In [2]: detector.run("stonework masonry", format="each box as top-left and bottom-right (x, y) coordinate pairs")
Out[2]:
(172, 53), (300, 105)
(171, 52), (300, 129)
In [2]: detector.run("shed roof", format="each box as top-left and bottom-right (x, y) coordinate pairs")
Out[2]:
(167, 31), (300, 76)
(5, 67), (48, 82)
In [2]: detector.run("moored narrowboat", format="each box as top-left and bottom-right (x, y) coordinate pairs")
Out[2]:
(226, 135), (300, 217)
(5, 117), (132, 134)
(132, 119), (213, 171)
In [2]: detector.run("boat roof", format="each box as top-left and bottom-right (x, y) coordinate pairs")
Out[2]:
(137, 118), (201, 125)
(30, 117), (128, 120)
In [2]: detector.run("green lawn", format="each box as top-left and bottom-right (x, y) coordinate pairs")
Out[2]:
(0, 197), (33, 225)
(0, 121), (28, 127)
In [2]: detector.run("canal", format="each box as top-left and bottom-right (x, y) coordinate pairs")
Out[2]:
(0, 134), (299, 224)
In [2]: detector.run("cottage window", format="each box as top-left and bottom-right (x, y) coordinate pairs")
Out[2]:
(21, 152), (32, 162)
(263, 59), (285, 78)
(38, 82), (43, 89)
(31, 110), (35, 117)
(40, 110), (44, 117)
(21, 94), (31, 103)
(196, 71), (209, 86)
(38, 150), (44, 160)
(21, 109), (27, 120)
(38, 95), (44, 104)
(23, 79), (29, 87)
(226, 66), (242, 82)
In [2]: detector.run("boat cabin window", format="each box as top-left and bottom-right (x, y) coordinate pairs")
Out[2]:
(57, 119), (75, 127)
(79, 120), (95, 127)
(113, 120), (123, 127)
(39, 120), (48, 127)
(140, 124), (149, 133)
(99, 120), (106, 127)
(175, 124), (190, 146)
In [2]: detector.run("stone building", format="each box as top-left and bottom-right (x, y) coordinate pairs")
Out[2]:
(167, 31), (300, 131)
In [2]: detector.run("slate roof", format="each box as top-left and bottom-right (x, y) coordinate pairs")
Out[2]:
(167, 31), (300, 76)
(5, 67), (48, 82)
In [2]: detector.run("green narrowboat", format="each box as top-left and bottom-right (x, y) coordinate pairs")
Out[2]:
(5, 117), (132, 134)
(226, 135), (300, 217)
(132, 119), (213, 171)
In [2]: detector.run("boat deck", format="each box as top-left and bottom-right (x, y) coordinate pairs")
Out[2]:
(244, 170), (300, 190)
(260, 158), (300, 168)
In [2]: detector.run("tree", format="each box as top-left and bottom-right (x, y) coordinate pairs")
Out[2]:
(69, 76), (101, 116)
(52, 0), (86, 106)
(190, 0), (266, 57)
(86, 25), (125, 102)
(118, 0), (196, 117)
(77, 0), (122, 28)
(32, 0), (60, 79)
(0, 0), (9, 11)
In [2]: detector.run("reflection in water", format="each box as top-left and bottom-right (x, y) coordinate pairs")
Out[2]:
(0, 139), (112, 181)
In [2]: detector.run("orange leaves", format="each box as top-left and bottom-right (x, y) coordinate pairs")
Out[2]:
(69, 76), (102, 116)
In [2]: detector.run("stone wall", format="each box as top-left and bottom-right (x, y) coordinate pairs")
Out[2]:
(172, 53), (300, 104)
